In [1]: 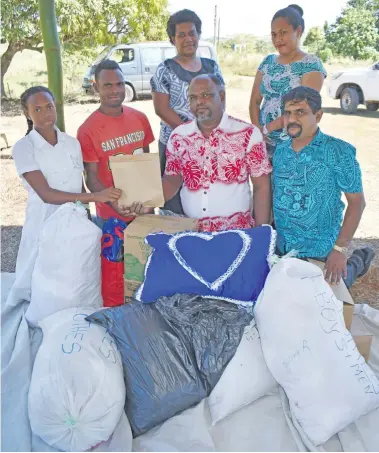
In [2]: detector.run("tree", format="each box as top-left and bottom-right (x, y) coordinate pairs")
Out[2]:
(326, 7), (378, 59)
(324, 0), (379, 59)
(1, 0), (169, 97)
(304, 26), (326, 54)
(39, 0), (65, 131)
(346, 0), (379, 46)
(303, 26), (334, 62)
(1, 0), (43, 96)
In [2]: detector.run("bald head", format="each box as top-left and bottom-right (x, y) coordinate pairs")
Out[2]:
(191, 73), (224, 89)
(188, 74), (225, 125)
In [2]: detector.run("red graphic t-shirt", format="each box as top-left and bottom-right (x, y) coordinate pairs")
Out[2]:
(77, 106), (155, 220)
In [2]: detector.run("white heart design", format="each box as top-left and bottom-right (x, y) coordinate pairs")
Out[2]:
(168, 230), (252, 291)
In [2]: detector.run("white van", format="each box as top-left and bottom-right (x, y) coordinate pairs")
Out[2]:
(83, 41), (217, 101)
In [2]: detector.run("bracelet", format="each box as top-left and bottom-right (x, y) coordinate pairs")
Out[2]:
(333, 244), (348, 254)
(262, 124), (269, 136)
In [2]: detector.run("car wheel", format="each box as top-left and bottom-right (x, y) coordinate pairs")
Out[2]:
(366, 103), (379, 112)
(340, 87), (359, 114)
(125, 84), (135, 103)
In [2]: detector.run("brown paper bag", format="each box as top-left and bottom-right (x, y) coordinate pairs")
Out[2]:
(109, 153), (164, 207)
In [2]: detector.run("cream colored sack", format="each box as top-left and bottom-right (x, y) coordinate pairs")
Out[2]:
(110, 154), (164, 207)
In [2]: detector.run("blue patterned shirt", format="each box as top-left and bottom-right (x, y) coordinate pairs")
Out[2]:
(272, 130), (363, 258)
(151, 58), (224, 145)
(258, 54), (327, 149)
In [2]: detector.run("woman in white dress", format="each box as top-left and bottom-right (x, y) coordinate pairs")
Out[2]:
(10, 86), (122, 303)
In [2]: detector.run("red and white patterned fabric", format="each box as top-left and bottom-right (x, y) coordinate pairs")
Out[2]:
(165, 113), (272, 232)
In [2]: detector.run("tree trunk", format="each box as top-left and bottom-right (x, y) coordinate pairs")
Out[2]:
(1, 42), (20, 98)
(38, 0), (65, 131)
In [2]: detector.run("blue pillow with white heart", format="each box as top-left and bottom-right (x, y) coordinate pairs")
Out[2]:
(135, 225), (276, 305)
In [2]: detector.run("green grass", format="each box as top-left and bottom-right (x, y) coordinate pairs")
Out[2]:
(218, 47), (375, 78)
(218, 49), (264, 77)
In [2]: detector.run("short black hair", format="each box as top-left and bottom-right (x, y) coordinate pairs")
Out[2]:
(94, 59), (122, 82)
(272, 4), (305, 35)
(282, 86), (322, 113)
(167, 9), (202, 45)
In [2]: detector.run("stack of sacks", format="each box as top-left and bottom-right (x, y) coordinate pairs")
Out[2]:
(87, 295), (252, 437)
(84, 225), (277, 436)
(254, 257), (379, 446)
(28, 308), (126, 451)
(27, 203), (103, 326)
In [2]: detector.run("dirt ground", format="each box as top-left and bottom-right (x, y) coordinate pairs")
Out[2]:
(1, 80), (378, 306)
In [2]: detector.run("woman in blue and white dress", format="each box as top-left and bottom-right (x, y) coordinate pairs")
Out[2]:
(249, 4), (327, 158)
(151, 9), (224, 175)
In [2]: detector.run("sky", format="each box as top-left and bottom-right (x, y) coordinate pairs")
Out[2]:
(167, 0), (349, 39)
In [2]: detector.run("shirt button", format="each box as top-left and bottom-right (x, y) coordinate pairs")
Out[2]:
(203, 208), (206, 212)
(206, 156), (210, 159)
(204, 191), (207, 195)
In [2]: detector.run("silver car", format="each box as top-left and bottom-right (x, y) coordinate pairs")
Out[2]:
(83, 41), (218, 101)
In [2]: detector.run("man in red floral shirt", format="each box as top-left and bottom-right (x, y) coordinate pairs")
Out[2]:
(161, 74), (272, 232)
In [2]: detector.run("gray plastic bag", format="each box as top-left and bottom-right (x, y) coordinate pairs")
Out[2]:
(87, 301), (206, 437)
(155, 294), (252, 389)
(87, 296), (252, 436)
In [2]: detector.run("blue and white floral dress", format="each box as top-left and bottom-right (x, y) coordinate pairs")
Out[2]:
(258, 54), (327, 154)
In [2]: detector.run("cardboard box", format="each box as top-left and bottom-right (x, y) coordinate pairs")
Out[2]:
(351, 313), (373, 362)
(353, 335), (373, 362)
(124, 214), (198, 298)
(308, 259), (354, 329)
(309, 259), (372, 361)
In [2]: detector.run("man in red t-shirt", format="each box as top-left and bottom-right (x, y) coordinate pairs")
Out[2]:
(77, 59), (155, 224)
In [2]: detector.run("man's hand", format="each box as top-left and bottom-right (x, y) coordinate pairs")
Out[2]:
(124, 202), (154, 216)
(325, 249), (347, 285)
(110, 201), (133, 217)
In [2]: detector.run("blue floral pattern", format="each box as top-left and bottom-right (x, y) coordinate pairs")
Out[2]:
(258, 54), (327, 149)
(272, 130), (363, 258)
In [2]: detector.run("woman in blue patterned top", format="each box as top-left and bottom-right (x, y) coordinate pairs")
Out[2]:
(249, 4), (327, 157)
(151, 9), (224, 175)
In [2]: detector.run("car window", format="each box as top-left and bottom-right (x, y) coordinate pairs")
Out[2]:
(141, 47), (162, 67)
(197, 46), (212, 59)
(109, 48), (135, 64)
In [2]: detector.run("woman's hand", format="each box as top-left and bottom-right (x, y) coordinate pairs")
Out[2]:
(94, 188), (122, 204)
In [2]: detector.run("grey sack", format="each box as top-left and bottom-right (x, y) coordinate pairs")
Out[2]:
(87, 295), (252, 436)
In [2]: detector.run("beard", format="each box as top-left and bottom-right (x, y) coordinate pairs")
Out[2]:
(287, 122), (303, 138)
(196, 108), (212, 122)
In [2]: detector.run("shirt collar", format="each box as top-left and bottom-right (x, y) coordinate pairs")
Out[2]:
(289, 128), (324, 152)
(28, 125), (65, 149)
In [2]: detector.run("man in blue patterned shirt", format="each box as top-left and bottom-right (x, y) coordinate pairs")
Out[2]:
(272, 86), (374, 287)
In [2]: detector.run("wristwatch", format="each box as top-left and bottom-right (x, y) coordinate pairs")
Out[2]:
(262, 124), (269, 136)
(333, 244), (348, 254)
